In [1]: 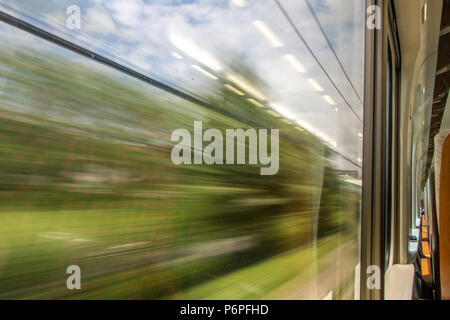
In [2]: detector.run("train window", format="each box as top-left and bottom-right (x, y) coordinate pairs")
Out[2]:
(0, 0), (364, 299)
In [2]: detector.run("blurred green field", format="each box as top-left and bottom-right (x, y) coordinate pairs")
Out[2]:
(0, 208), (354, 299)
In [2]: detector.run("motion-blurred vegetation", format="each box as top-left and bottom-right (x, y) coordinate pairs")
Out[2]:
(0, 42), (360, 299)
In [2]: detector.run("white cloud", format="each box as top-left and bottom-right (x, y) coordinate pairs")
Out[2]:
(106, 0), (144, 28)
(85, 7), (116, 34)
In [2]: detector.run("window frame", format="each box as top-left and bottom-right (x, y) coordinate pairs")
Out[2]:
(361, 0), (401, 300)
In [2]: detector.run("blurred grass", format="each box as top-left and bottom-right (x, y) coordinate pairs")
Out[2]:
(170, 236), (339, 300)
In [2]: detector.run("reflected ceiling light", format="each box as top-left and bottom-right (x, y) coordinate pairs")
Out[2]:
(170, 51), (183, 59)
(295, 126), (304, 132)
(316, 131), (328, 142)
(231, 0), (247, 7)
(345, 179), (362, 187)
(271, 104), (296, 120)
(296, 119), (315, 133)
(323, 95), (336, 105)
(335, 107), (338, 112)
(252, 20), (284, 47)
(357, 157), (362, 163)
(422, 3), (428, 24)
(307, 78), (324, 92)
(296, 119), (336, 148)
(191, 65), (218, 80)
(169, 32), (222, 71)
(227, 74), (265, 101)
(247, 98), (264, 107)
(321, 135), (336, 148)
(265, 110), (281, 117)
(283, 55), (306, 73)
(358, 132), (363, 138)
(224, 84), (245, 96)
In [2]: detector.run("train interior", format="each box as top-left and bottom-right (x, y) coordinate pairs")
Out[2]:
(385, 0), (449, 300)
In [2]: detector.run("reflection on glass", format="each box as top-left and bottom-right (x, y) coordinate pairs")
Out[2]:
(0, 0), (363, 300)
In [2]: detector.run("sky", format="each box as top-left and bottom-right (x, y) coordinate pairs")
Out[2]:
(0, 0), (365, 168)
